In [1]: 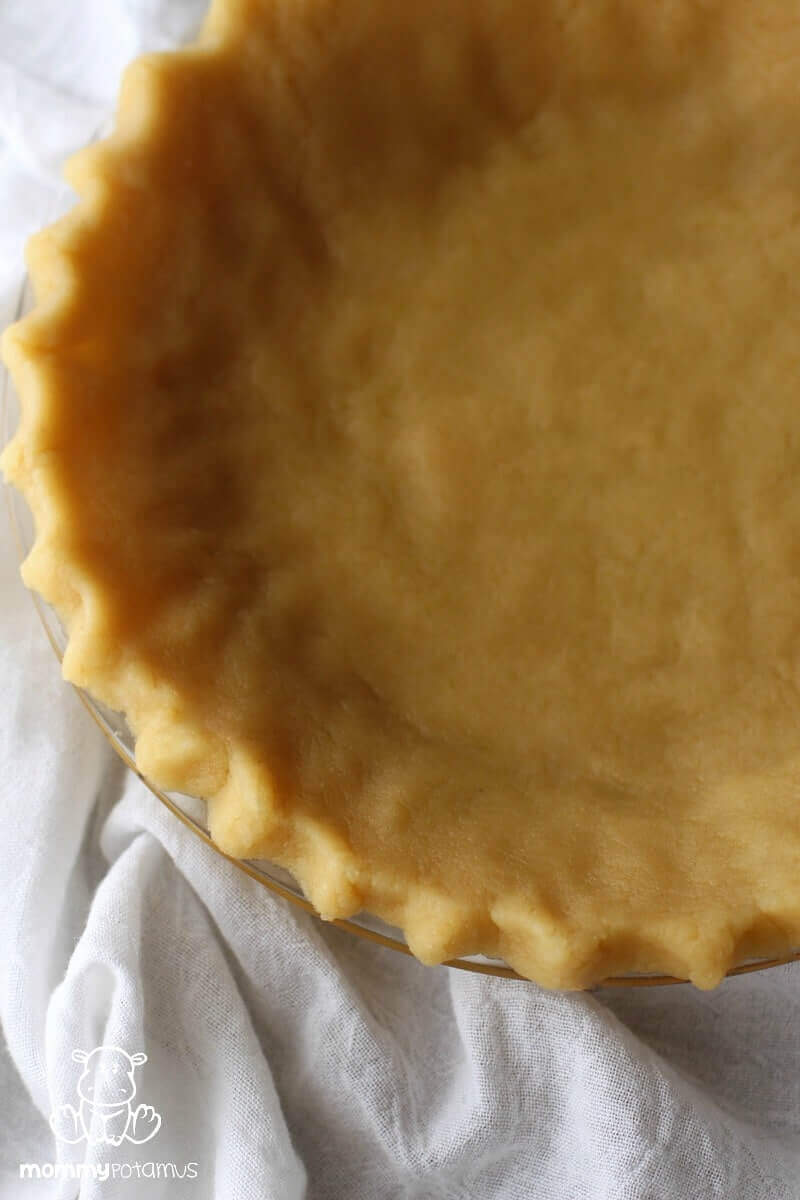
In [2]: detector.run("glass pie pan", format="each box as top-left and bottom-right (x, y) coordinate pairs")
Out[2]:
(4, 269), (800, 991)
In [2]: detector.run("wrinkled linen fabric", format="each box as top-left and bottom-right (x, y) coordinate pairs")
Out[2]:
(1, 4), (800, 1198)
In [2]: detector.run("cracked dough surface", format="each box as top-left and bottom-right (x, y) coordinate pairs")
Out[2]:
(5, 0), (800, 987)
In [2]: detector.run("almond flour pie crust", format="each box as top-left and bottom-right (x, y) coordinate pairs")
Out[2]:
(6, 0), (800, 989)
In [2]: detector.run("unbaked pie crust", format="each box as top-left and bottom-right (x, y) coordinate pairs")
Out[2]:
(5, 0), (800, 988)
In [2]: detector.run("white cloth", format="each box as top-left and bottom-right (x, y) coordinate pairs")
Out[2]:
(2, 4), (800, 1197)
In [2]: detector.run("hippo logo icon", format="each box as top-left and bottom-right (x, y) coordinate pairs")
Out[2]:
(50, 1046), (162, 1147)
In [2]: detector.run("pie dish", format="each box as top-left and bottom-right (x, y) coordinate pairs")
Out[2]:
(5, 0), (800, 990)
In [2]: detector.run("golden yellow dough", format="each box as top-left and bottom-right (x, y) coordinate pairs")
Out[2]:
(5, 0), (800, 988)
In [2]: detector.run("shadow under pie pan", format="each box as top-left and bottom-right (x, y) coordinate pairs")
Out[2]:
(4, 267), (800, 993)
